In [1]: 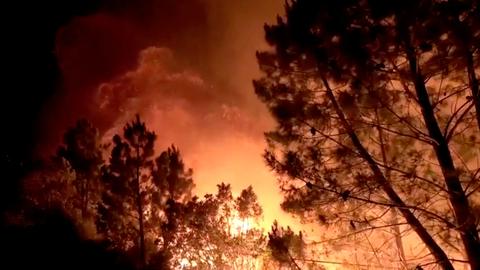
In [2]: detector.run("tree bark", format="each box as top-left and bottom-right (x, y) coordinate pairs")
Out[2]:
(452, 15), (480, 132)
(465, 49), (480, 132)
(403, 36), (480, 270)
(321, 77), (455, 270)
(82, 174), (89, 219)
(136, 145), (146, 268)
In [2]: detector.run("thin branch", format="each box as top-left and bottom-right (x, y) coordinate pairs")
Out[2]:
(389, 60), (419, 104)
(373, 161), (448, 193)
(299, 174), (456, 229)
(362, 230), (383, 267)
(292, 257), (400, 269)
(298, 119), (360, 156)
(378, 99), (432, 140)
(372, 120), (434, 145)
(433, 86), (469, 108)
(466, 183), (480, 197)
(310, 222), (409, 246)
(445, 102), (475, 142)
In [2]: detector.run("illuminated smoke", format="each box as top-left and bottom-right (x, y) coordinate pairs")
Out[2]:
(37, 0), (302, 229)
(93, 45), (298, 229)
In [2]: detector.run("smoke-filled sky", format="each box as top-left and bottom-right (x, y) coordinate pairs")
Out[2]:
(35, 0), (304, 229)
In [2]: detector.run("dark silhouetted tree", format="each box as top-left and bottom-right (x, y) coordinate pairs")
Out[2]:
(153, 145), (194, 259)
(23, 159), (76, 213)
(267, 221), (304, 270)
(1, 208), (135, 270)
(236, 185), (263, 219)
(254, 0), (479, 269)
(23, 119), (104, 237)
(20, 116), (273, 269)
(99, 115), (157, 268)
(99, 116), (195, 269)
(163, 183), (267, 269)
(154, 146), (194, 203)
(57, 119), (104, 221)
(265, 221), (326, 270)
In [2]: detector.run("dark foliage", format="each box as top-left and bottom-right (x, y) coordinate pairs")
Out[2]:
(255, 0), (480, 269)
(0, 209), (135, 270)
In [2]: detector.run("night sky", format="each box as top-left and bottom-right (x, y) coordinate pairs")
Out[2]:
(2, 0), (100, 210)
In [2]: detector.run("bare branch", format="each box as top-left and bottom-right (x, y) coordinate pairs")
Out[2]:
(444, 101), (475, 142)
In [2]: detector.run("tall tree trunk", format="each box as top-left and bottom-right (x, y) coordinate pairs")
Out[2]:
(321, 77), (455, 270)
(403, 35), (480, 270)
(82, 175), (89, 219)
(162, 197), (176, 264)
(136, 145), (146, 268)
(375, 109), (407, 268)
(452, 15), (480, 132)
(465, 49), (480, 131)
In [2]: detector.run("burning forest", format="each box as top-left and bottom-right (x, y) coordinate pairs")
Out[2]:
(1, 0), (479, 269)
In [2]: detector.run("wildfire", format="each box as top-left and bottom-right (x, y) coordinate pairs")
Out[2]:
(230, 215), (254, 235)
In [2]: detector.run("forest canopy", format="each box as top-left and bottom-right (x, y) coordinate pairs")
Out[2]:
(14, 116), (313, 270)
(254, 0), (479, 269)
(1, 1), (479, 270)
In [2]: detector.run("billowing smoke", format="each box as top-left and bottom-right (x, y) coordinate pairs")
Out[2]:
(96, 46), (261, 144)
(38, 0), (301, 228)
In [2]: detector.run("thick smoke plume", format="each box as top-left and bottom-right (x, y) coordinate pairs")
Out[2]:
(38, 0), (301, 228)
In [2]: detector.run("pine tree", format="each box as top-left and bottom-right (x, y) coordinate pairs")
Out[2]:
(23, 119), (104, 237)
(254, 0), (480, 269)
(99, 115), (157, 268)
(99, 116), (195, 269)
(267, 221), (305, 270)
(163, 183), (267, 269)
(57, 119), (104, 220)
